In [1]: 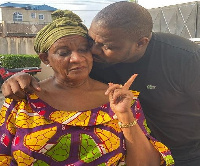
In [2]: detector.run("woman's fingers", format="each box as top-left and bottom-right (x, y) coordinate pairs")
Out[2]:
(105, 74), (138, 95)
(106, 75), (137, 114)
(123, 74), (138, 90)
(105, 84), (122, 95)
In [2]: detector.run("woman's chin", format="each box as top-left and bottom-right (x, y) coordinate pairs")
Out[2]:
(66, 73), (89, 82)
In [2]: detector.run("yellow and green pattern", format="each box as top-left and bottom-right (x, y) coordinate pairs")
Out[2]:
(0, 93), (174, 165)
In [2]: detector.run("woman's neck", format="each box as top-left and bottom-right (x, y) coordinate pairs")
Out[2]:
(36, 76), (109, 111)
(48, 76), (94, 91)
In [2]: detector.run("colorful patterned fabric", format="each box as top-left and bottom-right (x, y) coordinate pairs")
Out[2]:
(0, 91), (174, 165)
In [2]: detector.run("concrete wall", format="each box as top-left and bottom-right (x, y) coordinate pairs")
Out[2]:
(148, 1), (200, 38)
(0, 36), (53, 80)
(0, 37), (35, 54)
(0, 8), (2, 22)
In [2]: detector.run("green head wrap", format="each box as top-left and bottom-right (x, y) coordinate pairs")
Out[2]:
(34, 9), (88, 53)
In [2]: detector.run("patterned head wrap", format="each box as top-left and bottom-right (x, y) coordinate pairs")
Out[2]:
(34, 10), (88, 53)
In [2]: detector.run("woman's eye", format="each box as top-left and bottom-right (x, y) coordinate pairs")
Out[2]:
(79, 48), (89, 53)
(58, 51), (70, 56)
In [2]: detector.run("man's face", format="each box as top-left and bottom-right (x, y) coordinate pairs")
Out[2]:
(88, 23), (139, 64)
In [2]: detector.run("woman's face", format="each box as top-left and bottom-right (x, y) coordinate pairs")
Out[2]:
(47, 35), (93, 82)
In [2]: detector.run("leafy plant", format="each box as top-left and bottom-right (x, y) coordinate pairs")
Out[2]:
(0, 54), (41, 68)
(129, 0), (138, 3)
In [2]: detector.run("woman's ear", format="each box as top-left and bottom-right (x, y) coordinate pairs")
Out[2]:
(39, 53), (49, 65)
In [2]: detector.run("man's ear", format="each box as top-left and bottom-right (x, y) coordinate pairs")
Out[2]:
(39, 53), (49, 65)
(137, 37), (150, 48)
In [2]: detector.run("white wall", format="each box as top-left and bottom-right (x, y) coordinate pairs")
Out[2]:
(0, 8), (2, 23)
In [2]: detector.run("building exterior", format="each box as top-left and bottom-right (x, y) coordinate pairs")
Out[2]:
(0, 2), (57, 37)
(0, 2), (57, 80)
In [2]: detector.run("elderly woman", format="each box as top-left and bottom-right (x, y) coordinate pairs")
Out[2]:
(0, 10), (174, 165)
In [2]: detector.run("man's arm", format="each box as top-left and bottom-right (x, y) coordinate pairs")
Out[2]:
(1, 72), (41, 100)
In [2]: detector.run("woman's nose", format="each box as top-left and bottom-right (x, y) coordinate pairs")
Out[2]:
(69, 52), (84, 62)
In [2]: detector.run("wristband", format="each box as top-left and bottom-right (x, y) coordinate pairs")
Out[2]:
(118, 119), (137, 128)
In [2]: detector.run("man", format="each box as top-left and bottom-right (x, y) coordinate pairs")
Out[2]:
(2, 1), (200, 165)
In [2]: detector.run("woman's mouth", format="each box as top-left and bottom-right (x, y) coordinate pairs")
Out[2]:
(69, 66), (86, 71)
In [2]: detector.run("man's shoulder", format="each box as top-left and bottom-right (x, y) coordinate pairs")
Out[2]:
(153, 32), (199, 48)
(153, 32), (190, 42)
(151, 32), (200, 56)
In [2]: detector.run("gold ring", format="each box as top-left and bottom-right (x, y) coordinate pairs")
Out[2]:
(119, 84), (123, 88)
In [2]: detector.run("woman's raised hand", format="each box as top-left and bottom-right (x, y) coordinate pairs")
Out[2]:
(105, 74), (138, 117)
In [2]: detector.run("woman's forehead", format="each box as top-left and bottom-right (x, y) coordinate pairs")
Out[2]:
(53, 35), (87, 44)
(50, 36), (89, 49)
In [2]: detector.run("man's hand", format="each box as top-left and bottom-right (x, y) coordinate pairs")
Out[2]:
(1, 72), (41, 100)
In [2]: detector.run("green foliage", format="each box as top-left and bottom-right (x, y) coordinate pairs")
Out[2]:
(129, 0), (137, 2)
(0, 54), (41, 69)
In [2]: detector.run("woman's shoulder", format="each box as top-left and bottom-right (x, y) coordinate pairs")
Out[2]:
(91, 79), (108, 90)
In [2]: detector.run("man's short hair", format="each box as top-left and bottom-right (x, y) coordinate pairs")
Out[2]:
(92, 1), (153, 41)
